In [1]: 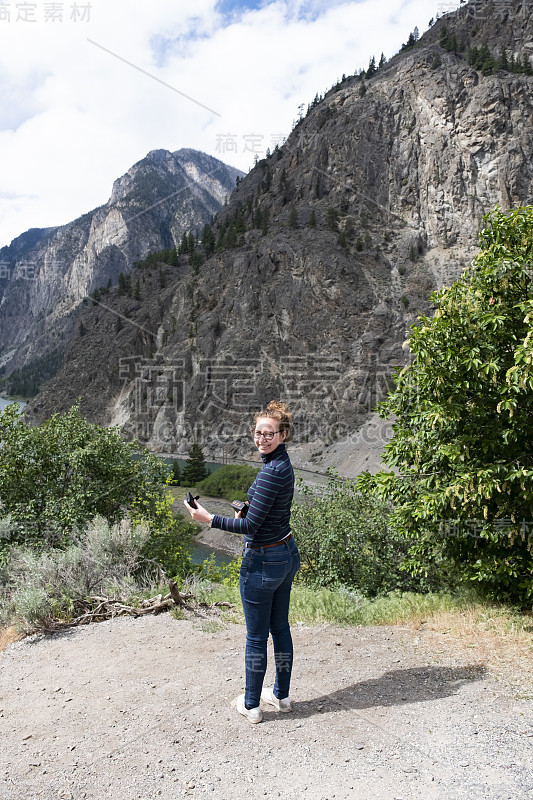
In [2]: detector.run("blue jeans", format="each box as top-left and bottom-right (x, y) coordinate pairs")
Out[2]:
(239, 536), (300, 709)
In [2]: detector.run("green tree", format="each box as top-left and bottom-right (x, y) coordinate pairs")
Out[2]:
(168, 246), (179, 266)
(288, 207), (298, 229)
(182, 442), (209, 485)
(365, 55), (376, 79)
(118, 272), (126, 295)
(358, 207), (533, 605)
(496, 47), (509, 71)
(0, 403), (173, 548)
(202, 223), (215, 256)
(326, 207), (340, 231)
(169, 459), (182, 485)
(196, 464), (259, 501)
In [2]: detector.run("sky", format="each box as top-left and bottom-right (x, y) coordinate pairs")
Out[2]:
(0, 0), (463, 247)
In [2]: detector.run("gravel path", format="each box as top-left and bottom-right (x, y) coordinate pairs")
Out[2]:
(0, 613), (531, 800)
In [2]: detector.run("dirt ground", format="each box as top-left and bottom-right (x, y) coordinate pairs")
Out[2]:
(0, 609), (531, 800)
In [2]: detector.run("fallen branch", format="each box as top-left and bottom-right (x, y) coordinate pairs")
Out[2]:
(37, 581), (233, 632)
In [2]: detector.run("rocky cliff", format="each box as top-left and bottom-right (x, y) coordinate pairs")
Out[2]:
(0, 149), (242, 378)
(26, 0), (533, 471)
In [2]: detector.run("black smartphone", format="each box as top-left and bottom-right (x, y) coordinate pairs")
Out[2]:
(186, 492), (199, 509)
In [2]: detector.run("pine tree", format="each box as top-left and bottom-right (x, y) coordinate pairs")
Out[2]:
(496, 48), (509, 71)
(182, 442), (208, 485)
(202, 224), (215, 256)
(479, 43), (495, 75)
(402, 32), (416, 50)
(366, 55), (376, 78)
(177, 232), (186, 256)
(169, 246), (179, 266)
(288, 207), (298, 229)
(169, 459), (181, 486)
(521, 53), (533, 76)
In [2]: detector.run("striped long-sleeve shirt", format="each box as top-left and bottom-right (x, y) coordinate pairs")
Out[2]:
(210, 443), (294, 545)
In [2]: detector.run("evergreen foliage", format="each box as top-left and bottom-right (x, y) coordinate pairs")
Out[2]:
(169, 459), (182, 485)
(182, 442), (209, 485)
(288, 207), (298, 229)
(365, 55), (376, 79)
(326, 207), (340, 231)
(0, 349), (64, 399)
(118, 272), (132, 296)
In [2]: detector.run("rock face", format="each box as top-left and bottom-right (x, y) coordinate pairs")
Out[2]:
(26, 1), (533, 466)
(0, 149), (242, 374)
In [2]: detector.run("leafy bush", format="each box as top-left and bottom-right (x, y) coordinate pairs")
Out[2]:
(196, 464), (259, 501)
(359, 207), (533, 605)
(291, 471), (446, 596)
(138, 512), (196, 580)
(197, 553), (242, 586)
(0, 403), (171, 549)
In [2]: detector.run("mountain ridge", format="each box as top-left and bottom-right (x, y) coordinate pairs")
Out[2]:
(25, 0), (533, 470)
(0, 149), (242, 381)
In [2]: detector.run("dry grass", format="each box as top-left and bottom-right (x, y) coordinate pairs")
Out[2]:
(0, 626), (23, 654)
(413, 605), (533, 696)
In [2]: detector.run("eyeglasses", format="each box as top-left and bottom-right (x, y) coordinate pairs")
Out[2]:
(253, 429), (281, 441)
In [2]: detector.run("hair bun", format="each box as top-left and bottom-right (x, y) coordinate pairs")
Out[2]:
(266, 400), (292, 420)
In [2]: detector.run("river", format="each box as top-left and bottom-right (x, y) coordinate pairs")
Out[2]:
(0, 397), (26, 412)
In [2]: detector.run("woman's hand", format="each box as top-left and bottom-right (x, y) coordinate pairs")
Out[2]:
(183, 498), (213, 525)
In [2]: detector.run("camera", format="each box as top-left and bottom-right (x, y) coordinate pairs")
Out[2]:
(230, 500), (249, 518)
(186, 492), (199, 509)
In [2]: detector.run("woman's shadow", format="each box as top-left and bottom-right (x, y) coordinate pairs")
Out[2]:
(287, 664), (488, 718)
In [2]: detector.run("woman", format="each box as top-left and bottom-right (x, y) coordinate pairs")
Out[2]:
(184, 400), (300, 723)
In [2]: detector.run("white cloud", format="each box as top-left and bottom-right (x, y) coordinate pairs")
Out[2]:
(0, 0), (461, 246)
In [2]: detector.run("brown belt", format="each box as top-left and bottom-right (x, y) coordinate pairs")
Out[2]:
(244, 533), (292, 550)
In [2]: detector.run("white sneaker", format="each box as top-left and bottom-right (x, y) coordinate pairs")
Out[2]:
(261, 687), (292, 712)
(236, 694), (263, 723)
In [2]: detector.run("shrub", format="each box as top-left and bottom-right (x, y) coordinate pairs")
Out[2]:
(291, 471), (446, 596)
(196, 464), (260, 501)
(0, 516), (154, 631)
(0, 403), (170, 549)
